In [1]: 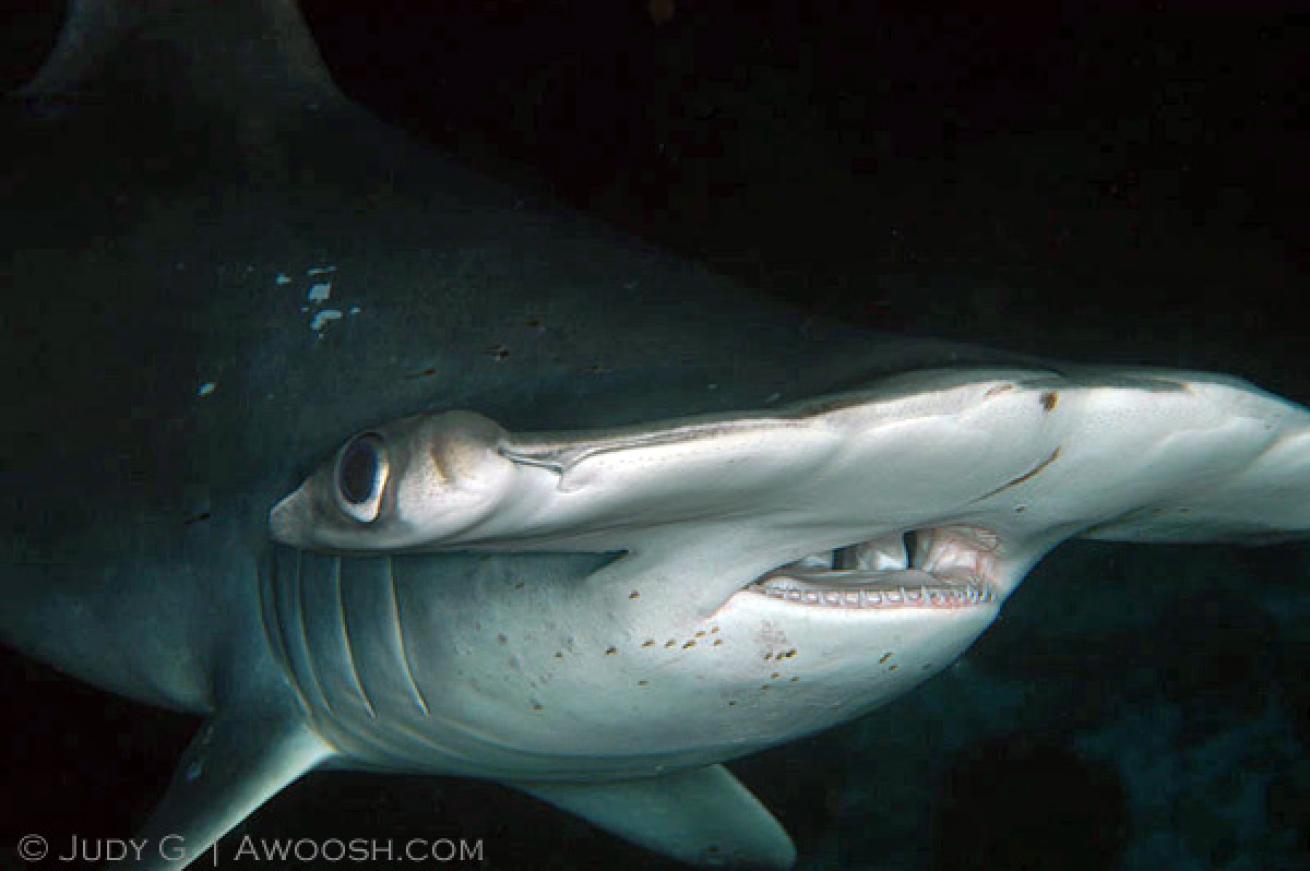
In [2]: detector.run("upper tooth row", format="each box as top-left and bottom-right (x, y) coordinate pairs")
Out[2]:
(747, 583), (993, 607)
(790, 533), (910, 573)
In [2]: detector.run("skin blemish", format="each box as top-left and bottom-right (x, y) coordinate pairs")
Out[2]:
(309, 309), (343, 335)
(683, 640), (697, 649)
(1041, 391), (1059, 411)
(879, 652), (894, 664)
(641, 639), (655, 648)
(628, 590), (640, 599)
(605, 646), (617, 656)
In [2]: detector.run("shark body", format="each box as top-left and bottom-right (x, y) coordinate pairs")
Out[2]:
(2, 3), (1307, 868)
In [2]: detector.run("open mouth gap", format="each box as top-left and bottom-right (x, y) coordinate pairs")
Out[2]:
(745, 526), (999, 610)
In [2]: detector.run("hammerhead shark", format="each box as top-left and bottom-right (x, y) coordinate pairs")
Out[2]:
(3, 2), (1306, 868)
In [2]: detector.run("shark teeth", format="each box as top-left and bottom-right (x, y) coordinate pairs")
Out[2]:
(747, 579), (994, 609)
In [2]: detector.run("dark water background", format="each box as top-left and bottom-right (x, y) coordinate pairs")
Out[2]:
(1, 2), (1306, 869)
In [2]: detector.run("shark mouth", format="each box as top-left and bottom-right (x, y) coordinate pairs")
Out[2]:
(744, 526), (999, 610)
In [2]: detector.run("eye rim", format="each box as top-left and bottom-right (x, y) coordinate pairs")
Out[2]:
(333, 432), (389, 524)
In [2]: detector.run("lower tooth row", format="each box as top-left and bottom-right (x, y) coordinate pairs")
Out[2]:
(748, 584), (993, 607)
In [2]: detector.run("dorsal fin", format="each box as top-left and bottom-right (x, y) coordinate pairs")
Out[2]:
(15, 0), (343, 112)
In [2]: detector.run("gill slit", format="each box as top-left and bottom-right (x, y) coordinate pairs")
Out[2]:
(296, 549), (336, 717)
(335, 556), (377, 720)
(261, 549), (313, 715)
(386, 558), (432, 716)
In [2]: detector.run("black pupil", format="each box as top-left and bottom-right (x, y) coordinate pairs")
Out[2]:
(339, 438), (378, 505)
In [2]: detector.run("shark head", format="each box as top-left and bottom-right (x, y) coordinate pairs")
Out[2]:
(268, 365), (1310, 777)
(7, 3), (1306, 868)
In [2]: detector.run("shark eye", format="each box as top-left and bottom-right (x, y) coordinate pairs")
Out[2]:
(335, 433), (388, 523)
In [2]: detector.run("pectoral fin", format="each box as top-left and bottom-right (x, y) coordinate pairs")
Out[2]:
(514, 765), (796, 869)
(129, 696), (332, 869)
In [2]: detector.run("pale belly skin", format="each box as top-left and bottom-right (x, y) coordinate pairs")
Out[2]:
(266, 547), (997, 781)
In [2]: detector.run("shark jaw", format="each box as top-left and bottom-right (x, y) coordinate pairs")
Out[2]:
(741, 527), (999, 611)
